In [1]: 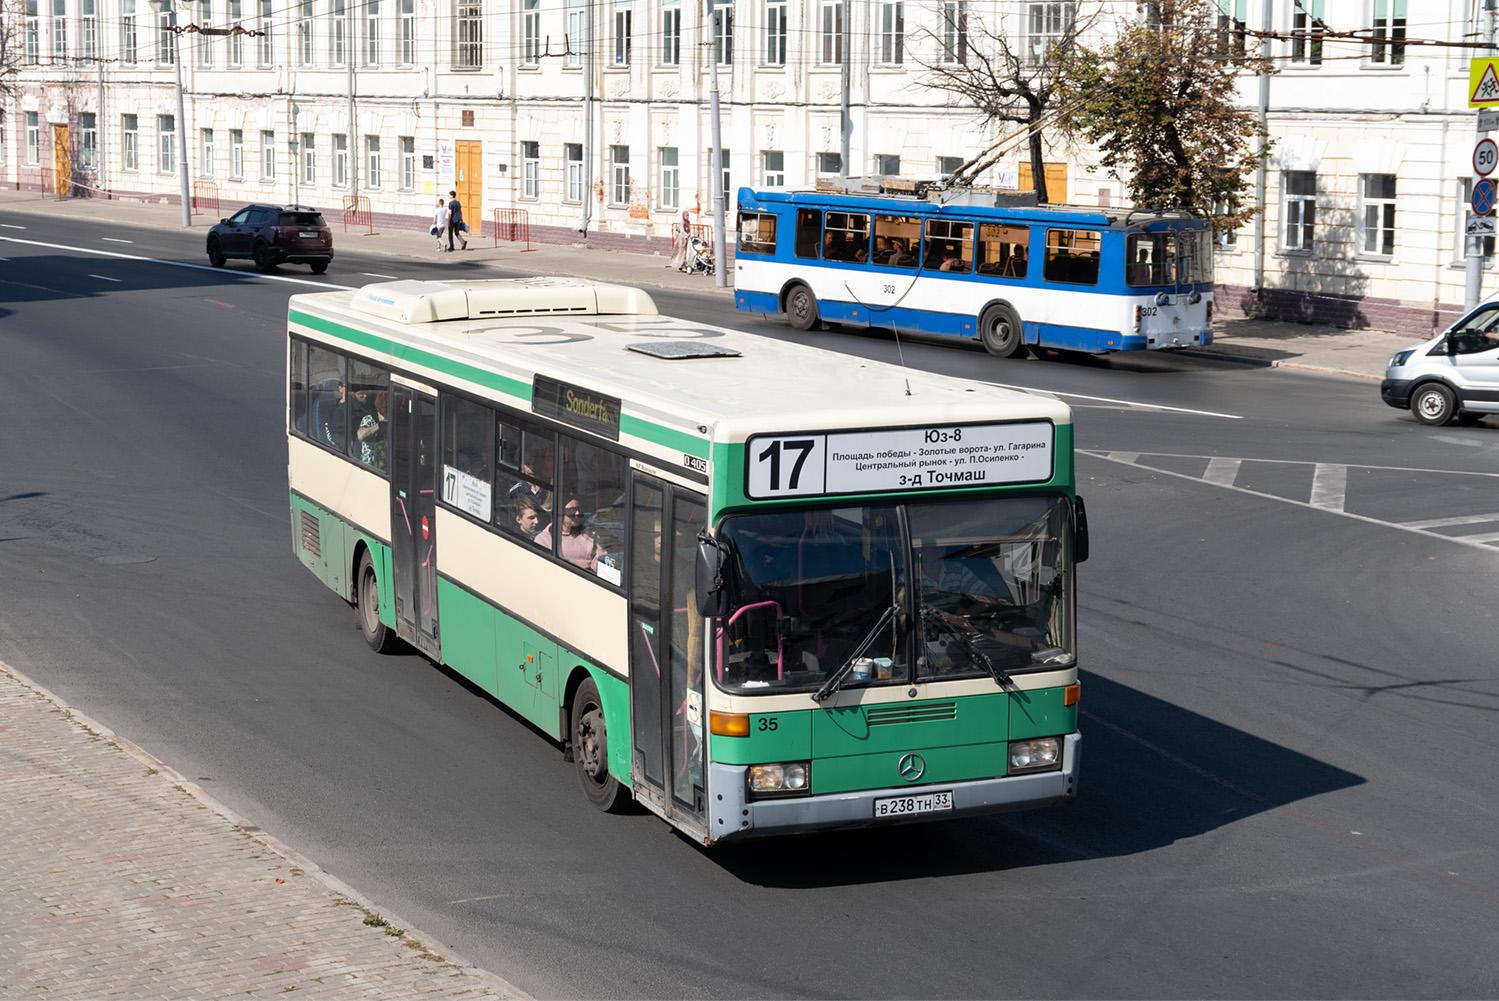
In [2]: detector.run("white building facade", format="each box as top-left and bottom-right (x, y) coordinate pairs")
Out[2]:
(2, 0), (1495, 334)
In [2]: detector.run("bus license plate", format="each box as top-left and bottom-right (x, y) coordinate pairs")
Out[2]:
(873, 790), (953, 819)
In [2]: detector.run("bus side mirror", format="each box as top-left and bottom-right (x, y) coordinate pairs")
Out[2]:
(1074, 495), (1090, 564)
(695, 535), (733, 618)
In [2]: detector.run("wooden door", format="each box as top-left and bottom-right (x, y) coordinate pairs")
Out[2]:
(52, 126), (71, 194)
(1018, 161), (1068, 204)
(455, 140), (482, 238)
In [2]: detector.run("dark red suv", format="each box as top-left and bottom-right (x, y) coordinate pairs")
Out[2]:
(206, 204), (334, 274)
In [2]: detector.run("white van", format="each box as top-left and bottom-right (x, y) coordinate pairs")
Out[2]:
(1381, 296), (1499, 425)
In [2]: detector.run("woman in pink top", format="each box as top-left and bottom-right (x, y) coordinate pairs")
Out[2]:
(534, 497), (603, 572)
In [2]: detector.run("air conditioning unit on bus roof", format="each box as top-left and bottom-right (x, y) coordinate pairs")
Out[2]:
(349, 278), (658, 324)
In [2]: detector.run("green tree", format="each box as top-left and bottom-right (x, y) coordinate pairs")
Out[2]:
(1061, 0), (1271, 230)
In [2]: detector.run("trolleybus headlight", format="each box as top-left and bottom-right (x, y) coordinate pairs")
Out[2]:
(1155, 292), (1172, 307)
(1008, 738), (1063, 774)
(1188, 291), (1202, 304)
(748, 761), (811, 797)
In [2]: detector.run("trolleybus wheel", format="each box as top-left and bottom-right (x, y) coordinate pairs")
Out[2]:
(356, 551), (402, 654)
(786, 284), (822, 331)
(571, 677), (632, 813)
(979, 304), (1026, 358)
(1411, 383), (1457, 426)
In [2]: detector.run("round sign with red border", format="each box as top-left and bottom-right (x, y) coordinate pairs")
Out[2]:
(1476, 138), (1498, 177)
(421, 515), (430, 540)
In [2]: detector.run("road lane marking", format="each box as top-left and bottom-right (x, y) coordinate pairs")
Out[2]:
(1082, 449), (1499, 552)
(987, 381), (1243, 419)
(0, 235), (357, 290)
(1402, 512), (1499, 529)
(0, 223), (25, 229)
(102, 237), (134, 244)
(89, 275), (122, 282)
(1309, 463), (1348, 512)
(1204, 457), (1242, 487)
(360, 272), (400, 279)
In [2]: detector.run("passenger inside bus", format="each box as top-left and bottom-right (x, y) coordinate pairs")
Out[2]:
(512, 494), (546, 543)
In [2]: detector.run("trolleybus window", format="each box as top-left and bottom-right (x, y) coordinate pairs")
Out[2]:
(793, 208), (822, 258)
(1044, 228), (1101, 285)
(737, 211), (777, 255)
(822, 211), (870, 263)
(977, 222), (1029, 278)
(924, 218), (973, 273)
(872, 214), (921, 267)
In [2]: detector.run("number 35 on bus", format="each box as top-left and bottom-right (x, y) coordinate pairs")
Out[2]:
(286, 277), (1087, 845)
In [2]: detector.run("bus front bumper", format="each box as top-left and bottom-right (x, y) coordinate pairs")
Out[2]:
(707, 732), (1080, 843)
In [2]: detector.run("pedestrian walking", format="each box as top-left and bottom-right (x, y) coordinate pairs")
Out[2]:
(447, 190), (468, 252)
(667, 209), (691, 271)
(430, 197), (448, 251)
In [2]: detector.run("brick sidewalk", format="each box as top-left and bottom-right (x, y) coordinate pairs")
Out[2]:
(0, 662), (525, 1000)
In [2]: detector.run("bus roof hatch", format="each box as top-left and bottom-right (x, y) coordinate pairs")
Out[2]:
(349, 277), (659, 324)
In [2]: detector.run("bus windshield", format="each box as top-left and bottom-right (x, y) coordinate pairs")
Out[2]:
(1126, 230), (1214, 287)
(713, 496), (1074, 694)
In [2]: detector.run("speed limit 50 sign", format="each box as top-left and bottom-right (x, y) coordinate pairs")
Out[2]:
(1476, 138), (1498, 177)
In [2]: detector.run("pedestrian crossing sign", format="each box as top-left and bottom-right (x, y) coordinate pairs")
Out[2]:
(1472, 59), (1499, 107)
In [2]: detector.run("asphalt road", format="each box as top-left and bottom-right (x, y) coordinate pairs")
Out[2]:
(3, 212), (1498, 998)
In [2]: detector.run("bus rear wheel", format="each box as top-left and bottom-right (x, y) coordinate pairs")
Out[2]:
(786, 284), (821, 331)
(571, 677), (632, 813)
(356, 551), (402, 654)
(979, 304), (1026, 358)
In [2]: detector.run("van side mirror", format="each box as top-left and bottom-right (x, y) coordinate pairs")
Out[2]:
(1073, 495), (1090, 564)
(695, 534), (733, 618)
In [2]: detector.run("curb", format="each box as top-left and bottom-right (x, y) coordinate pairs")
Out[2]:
(0, 658), (534, 1001)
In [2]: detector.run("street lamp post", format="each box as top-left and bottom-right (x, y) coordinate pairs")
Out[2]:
(148, 0), (192, 227)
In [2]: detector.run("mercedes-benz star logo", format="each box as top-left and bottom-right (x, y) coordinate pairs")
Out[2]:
(897, 752), (925, 782)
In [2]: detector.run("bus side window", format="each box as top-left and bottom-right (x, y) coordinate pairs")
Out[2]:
(794, 208), (823, 259)
(289, 338), (309, 435)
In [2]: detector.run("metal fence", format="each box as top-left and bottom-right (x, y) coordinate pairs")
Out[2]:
(342, 195), (378, 235)
(492, 207), (532, 251)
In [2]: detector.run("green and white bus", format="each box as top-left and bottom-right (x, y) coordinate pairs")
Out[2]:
(287, 277), (1086, 844)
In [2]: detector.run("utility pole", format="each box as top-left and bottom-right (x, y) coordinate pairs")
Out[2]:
(839, 0), (850, 182)
(148, 0), (193, 226)
(709, 7), (726, 286)
(581, 0), (594, 233)
(1252, 0), (1269, 293)
(1466, 0), (1499, 312)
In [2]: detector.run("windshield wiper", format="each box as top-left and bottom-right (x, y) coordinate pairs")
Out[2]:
(813, 604), (898, 703)
(921, 604), (1011, 686)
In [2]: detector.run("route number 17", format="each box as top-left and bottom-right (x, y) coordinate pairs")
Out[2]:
(747, 434), (827, 498)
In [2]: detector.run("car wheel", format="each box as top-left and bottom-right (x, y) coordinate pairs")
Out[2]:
(786, 283), (821, 331)
(1411, 383), (1458, 426)
(252, 243), (274, 273)
(206, 237), (226, 268)
(310, 261), (329, 275)
(979, 304), (1026, 358)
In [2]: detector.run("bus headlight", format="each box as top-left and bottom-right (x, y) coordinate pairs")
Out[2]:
(1008, 738), (1063, 774)
(748, 761), (811, 797)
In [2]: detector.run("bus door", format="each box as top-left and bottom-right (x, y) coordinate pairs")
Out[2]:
(389, 379), (441, 660)
(628, 477), (707, 832)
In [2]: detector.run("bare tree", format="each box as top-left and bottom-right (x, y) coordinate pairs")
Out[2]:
(913, 2), (1102, 203)
(0, 0), (26, 102)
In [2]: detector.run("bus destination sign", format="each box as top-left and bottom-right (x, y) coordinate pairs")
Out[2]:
(531, 375), (622, 440)
(746, 422), (1053, 499)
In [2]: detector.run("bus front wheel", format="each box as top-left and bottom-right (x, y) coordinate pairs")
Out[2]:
(786, 284), (821, 331)
(571, 677), (632, 813)
(979, 304), (1026, 358)
(356, 551), (402, 654)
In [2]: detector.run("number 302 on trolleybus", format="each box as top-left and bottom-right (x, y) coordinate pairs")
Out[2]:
(286, 277), (1087, 845)
(733, 183), (1214, 358)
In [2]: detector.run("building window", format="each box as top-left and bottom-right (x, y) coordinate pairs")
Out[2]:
(51, 0), (66, 59)
(611, 145), (630, 205)
(80, 113), (97, 169)
(297, 0), (313, 65)
(25, 112), (39, 165)
(567, 0), (585, 66)
(229, 0), (243, 65)
(874, 153), (900, 175)
(1282, 170), (1316, 252)
(711, 0), (732, 65)
(261, 130), (276, 179)
(120, 0), (135, 63)
(942, 0), (968, 64)
(660, 0), (680, 64)
(566, 142), (584, 201)
(400, 0), (415, 63)
(1212, 200), (1238, 249)
(333, 134), (347, 186)
(81, 0), (97, 61)
(820, 1), (842, 64)
(720, 148), (732, 203)
(400, 136), (415, 189)
(880, 1), (904, 64)
(455, 0), (482, 68)
(157, 10), (175, 64)
(762, 150), (784, 187)
(765, 0), (786, 64)
(1358, 174), (1396, 256)
(258, 0), (272, 65)
(121, 114), (137, 172)
(1458, 178), (1497, 265)
(25, 0), (39, 64)
(936, 155), (962, 175)
(301, 133), (315, 183)
(659, 146), (679, 208)
(817, 151), (842, 176)
(523, 0), (541, 65)
(612, 0), (631, 65)
(1023, 2), (1071, 64)
(1369, 0), (1404, 65)
(158, 115), (176, 174)
(199, 127), (214, 176)
(330, 0), (346, 65)
(365, 0), (380, 64)
(198, 0), (215, 65)
(365, 135), (380, 187)
(1291, 0), (1323, 65)
(230, 128), (243, 177)
(1214, 0), (1245, 58)
(523, 141), (540, 199)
